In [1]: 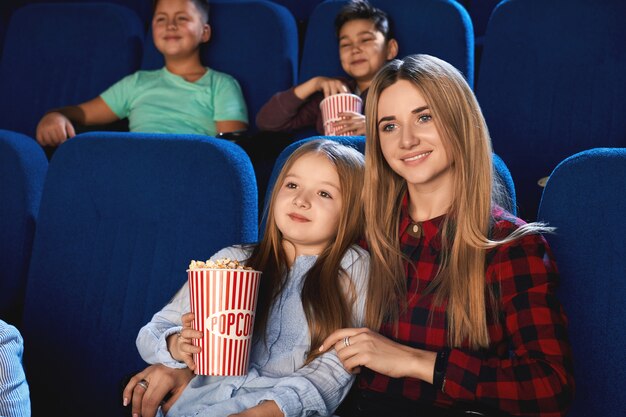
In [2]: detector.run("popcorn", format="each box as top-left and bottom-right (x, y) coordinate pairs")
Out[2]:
(188, 257), (253, 270)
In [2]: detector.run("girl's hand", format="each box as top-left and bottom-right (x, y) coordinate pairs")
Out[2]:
(319, 327), (437, 382)
(167, 312), (202, 370)
(333, 111), (366, 135)
(228, 400), (284, 417)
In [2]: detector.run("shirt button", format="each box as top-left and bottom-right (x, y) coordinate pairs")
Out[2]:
(412, 224), (420, 234)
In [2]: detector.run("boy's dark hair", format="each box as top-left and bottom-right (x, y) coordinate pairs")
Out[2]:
(153, 0), (210, 24)
(334, 0), (393, 40)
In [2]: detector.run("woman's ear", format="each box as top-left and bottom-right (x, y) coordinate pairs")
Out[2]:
(385, 38), (399, 61)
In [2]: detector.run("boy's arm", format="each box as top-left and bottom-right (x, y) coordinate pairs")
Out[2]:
(36, 96), (119, 146)
(215, 120), (248, 134)
(294, 76), (349, 99)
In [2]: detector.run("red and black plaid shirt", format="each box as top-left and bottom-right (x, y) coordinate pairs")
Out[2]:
(358, 195), (574, 417)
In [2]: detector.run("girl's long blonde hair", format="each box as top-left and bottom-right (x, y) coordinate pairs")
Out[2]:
(247, 139), (365, 363)
(363, 55), (551, 349)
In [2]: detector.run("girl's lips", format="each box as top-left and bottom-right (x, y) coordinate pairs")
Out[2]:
(288, 213), (310, 222)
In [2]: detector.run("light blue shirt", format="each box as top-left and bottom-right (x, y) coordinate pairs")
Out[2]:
(136, 244), (369, 417)
(101, 67), (248, 136)
(0, 320), (30, 417)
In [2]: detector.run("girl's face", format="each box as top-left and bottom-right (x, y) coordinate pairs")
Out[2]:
(376, 79), (453, 193)
(152, 0), (210, 60)
(274, 153), (343, 258)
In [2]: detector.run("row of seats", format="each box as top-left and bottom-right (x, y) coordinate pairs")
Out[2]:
(2, 0), (626, 222)
(2, 130), (624, 416)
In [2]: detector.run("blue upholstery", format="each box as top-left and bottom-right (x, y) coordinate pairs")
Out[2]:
(141, 0), (299, 132)
(262, 135), (515, 219)
(268, 0), (323, 21)
(299, 0), (474, 87)
(0, 130), (47, 325)
(537, 148), (626, 417)
(476, 0), (626, 221)
(20, 132), (258, 416)
(0, 2), (144, 137)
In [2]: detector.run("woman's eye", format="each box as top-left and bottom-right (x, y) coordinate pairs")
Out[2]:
(380, 123), (397, 132)
(318, 191), (332, 199)
(418, 114), (432, 123)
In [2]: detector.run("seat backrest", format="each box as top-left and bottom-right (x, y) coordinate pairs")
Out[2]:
(262, 135), (516, 221)
(0, 130), (47, 326)
(141, 0), (298, 132)
(20, 132), (258, 417)
(0, 2), (144, 137)
(299, 0), (474, 87)
(537, 148), (626, 417)
(476, 0), (626, 221)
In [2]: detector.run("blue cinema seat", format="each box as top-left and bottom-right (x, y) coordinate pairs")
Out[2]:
(141, 0), (299, 132)
(19, 132), (258, 417)
(0, 130), (47, 326)
(537, 148), (626, 417)
(476, 0), (626, 221)
(0, 2), (144, 138)
(299, 0), (474, 87)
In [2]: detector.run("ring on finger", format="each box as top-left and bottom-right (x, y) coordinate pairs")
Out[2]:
(137, 379), (149, 390)
(343, 336), (351, 347)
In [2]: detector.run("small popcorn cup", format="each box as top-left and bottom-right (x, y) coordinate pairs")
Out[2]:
(319, 93), (363, 136)
(187, 268), (262, 376)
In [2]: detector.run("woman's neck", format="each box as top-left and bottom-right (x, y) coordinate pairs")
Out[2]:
(406, 176), (454, 222)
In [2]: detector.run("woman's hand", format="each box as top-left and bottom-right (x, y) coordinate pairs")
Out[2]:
(167, 312), (202, 370)
(319, 327), (437, 382)
(122, 364), (194, 417)
(333, 111), (366, 135)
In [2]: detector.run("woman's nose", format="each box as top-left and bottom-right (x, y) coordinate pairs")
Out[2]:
(400, 126), (420, 149)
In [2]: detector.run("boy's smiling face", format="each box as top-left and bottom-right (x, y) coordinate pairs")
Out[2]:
(152, 0), (210, 60)
(338, 19), (398, 90)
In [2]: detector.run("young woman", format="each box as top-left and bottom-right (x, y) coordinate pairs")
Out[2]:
(321, 55), (575, 417)
(123, 139), (369, 417)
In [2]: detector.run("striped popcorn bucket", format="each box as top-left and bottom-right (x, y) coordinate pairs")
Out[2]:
(187, 268), (262, 376)
(319, 93), (363, 136)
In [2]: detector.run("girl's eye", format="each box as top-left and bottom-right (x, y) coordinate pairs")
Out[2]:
(318, 191), (332, 199)
(285, 182), (297, 189)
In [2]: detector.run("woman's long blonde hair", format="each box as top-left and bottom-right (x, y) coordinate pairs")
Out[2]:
(247, 139), (365, 363)
(363, 55), (551, 349)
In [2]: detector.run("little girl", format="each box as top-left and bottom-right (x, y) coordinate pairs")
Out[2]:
(123, 139), (369, 417)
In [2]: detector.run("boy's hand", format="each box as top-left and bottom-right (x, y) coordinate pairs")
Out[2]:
(36, 112), (76, 146)
(295, 76), (349, 100)
(334, 111), (366, 135)
(167, 312), (202, 370)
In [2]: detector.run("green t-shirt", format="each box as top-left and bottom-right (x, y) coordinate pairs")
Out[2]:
(100, 67), (248, 136)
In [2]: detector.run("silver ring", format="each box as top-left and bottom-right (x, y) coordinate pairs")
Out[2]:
(343, 336), (351, 347)
(137, 379), (149, 390)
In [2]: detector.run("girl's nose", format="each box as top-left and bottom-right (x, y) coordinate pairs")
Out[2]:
(292, 193), (311, 209)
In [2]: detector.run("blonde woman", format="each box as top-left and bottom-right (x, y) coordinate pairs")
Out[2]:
(321, 55), (574, 417)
